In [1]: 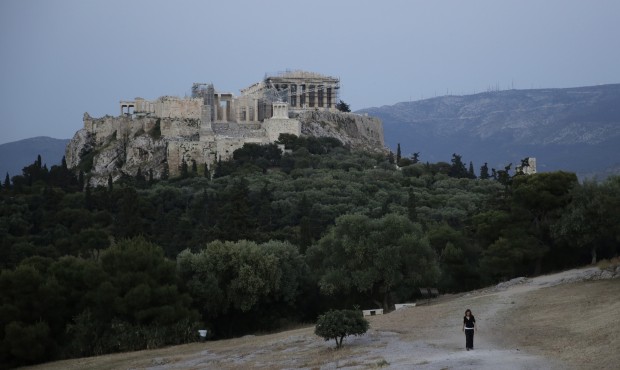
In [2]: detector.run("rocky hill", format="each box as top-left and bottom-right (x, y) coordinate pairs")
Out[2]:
(65, 110), (385, 186)
(358, 84), (620, 178)
(0, 136), (69, 178)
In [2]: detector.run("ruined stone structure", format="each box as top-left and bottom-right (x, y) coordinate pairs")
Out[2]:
(65, 71), (384, 186)
(517, 157), (537, 175)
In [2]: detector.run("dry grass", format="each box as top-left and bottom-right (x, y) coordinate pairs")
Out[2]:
(501, 279), (620, 369)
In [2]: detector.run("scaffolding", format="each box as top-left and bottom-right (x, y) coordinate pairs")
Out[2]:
(241, 70), (340, 117)
(192, 83), (215, 122)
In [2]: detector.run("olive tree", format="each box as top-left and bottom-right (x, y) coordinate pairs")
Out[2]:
(315, 309), (369, 349)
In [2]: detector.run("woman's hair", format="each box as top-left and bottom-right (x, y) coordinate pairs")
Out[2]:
(464, 309), (472, 316)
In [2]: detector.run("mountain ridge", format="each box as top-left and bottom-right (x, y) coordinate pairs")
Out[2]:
(358, 83), (620, 177)
(0, 136), (69, 178)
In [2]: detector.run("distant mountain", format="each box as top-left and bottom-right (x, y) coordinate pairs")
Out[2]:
(0, 137), (70, 179)
(358, 84), (620, 179)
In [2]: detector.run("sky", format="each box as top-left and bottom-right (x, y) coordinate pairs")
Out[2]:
(1, 0), (619, 144)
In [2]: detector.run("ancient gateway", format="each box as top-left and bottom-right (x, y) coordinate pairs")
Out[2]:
(67, 70), (384, 186)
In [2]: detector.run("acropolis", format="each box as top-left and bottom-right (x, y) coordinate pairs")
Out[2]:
(66, 70), (384, 185)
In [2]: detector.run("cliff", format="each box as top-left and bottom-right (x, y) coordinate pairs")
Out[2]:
(66, 110), (385, 186)
(298, 111), (385, 153)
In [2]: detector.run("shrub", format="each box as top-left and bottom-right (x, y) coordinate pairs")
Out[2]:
(314, 309), (369, 349)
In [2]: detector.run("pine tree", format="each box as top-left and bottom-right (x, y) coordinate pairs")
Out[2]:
(396, 143), (402, 164)
(36, 154), (42, 168)
(480, 163), (490, 180)
(449, 153), (468, 178)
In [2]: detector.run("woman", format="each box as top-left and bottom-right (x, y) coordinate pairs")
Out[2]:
(462, 309), (476, 350)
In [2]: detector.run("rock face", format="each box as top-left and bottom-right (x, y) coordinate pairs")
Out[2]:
(66, 110), (385, 186)
(359, 84), (620, 178)
(298, 111), (385, 153)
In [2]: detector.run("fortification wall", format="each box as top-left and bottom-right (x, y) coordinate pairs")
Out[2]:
(160, 118), (200, 138)
(166, 140), (217, 177)
(154, 97), (202, 119)
(264, 118), (301, 142)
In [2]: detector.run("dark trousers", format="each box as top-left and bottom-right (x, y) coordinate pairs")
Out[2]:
(465, 329), (474, 349)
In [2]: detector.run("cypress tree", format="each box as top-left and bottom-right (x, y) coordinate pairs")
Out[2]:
(407, 187), (417, 222)
(191, 159), (197, 174)
(3, 173), (8, 189)
(468, 161), (476, 179)
(396, 143), (402, 164)
(108, 174), (113, 191)
(180, 159), (189, 178)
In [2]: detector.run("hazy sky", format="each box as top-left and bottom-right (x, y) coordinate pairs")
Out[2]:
(1, 0), (619, 144)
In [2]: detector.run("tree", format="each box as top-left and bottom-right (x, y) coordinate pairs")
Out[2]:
(177, 240), (307, 336)
(449, 154), (468, 178)
(552, 177), (620, 264)
(411, 152), (420, 164)
(308, 213), (439, 310)
(468, 161), (476, 179)
(407, 187), (417, 222)
(191, 159), (197, 174)
(315, 309), (369, 349)
(107, 174), (113, 191)
(180, 158), (189, 178)
(479, 163), (490, 180)
(335, 100), (351, 112)
(396, 143), (402, 164)
(4, 172), (10, 189)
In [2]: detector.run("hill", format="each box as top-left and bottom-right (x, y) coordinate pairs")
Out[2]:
(0, 136), (69, 178)
(23, 266), (620, 369)
(358, 84), (620, 178)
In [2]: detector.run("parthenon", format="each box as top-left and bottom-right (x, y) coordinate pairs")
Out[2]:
(118, 70), (340, 124)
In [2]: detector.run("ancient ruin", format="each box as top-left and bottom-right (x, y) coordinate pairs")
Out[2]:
(66, 70), (385, 186)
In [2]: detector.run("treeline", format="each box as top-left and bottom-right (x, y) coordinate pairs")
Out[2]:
(1, 136), (619, 367)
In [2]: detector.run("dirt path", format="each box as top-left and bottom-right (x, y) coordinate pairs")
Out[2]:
(27, 266), (619, 369)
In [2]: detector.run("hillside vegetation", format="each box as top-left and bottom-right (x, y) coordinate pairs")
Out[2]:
(1, 135), (619, 368)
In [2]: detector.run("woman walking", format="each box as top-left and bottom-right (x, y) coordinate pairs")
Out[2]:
(462, 309), (476, 350)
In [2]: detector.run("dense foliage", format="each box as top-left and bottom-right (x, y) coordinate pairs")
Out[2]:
(315, 309), (369, 348)
(1, 136), (619, 367)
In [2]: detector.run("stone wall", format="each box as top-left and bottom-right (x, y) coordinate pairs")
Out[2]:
(154, 97), (202, 119)
(264, 118), (301, 143)
(160, 118), (200, 138)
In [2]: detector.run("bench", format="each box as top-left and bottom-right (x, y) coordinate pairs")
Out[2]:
(419, 287), (439, 304)
(394, 303), (416, 310)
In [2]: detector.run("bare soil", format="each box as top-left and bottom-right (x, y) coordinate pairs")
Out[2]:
(24, 266), (620, 370)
